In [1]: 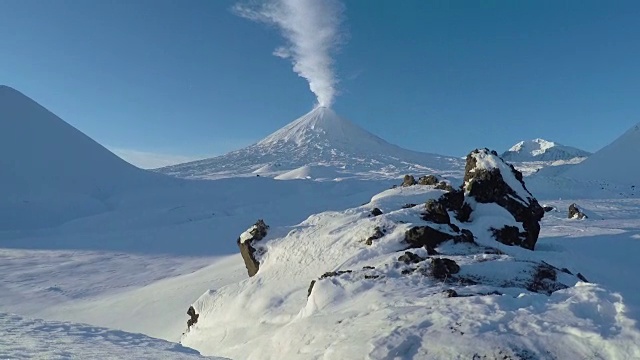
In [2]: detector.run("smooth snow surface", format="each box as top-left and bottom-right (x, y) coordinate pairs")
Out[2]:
(0, 85), (172, 230)
(158, 106), (463, 181)
(563, 123), (640, 186)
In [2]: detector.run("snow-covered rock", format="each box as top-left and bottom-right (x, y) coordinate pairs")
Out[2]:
(463, 149), (544, 250)
(180, 157), (639, 359)
(157, 106), (464, 181)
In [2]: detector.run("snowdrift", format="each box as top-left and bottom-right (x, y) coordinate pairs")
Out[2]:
(181, 150), (640, 359)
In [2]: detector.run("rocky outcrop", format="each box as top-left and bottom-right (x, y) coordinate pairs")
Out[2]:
(237, 219), (270, 277)
(401, 175), (417, 187)
(421, 199), (450, 224)
(435, 181), (454, 192)
(418, 175), (439, 185)
(463, 149), (544, 250)
(186, 306), (199, 330)
(370, 208), (383, 217)
(568, 203), (588, 219)
(365, 226), (385, 245)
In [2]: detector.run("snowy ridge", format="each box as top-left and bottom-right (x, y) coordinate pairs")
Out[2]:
(0, 85), (173, 231)
(502, 138), (591, 162)
(181, 185), (640, 359)
(563, 123), (640, 186)
(157, 106), (464, 180)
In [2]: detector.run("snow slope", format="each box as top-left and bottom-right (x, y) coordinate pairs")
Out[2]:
(563, 123), (640, 186)
(181, 185), (640, 359)
(0, 85), (172, 231)
(501, 138), (590, 176)
(158, 107), (463, 180)
(0, 312), (224, 359)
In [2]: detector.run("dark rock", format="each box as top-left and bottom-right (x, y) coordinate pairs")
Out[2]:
(237, 219), (270, 277)
(568, 203), (588, 219)
(404, 225), (455, 249)
(364, 274), (380, 279)
(435, 181), (454, 192)
(421, 199), (451, 224)
(463, 149), (544, 250)
(454, 229), (475, 244)
(490, 225), (529, 248)
(401, 175), (417, 187)
(365, 226), (385, 245)
(402, 203), (418, 209)
(418, 175), (439, 186)
(527, 264), (568, 295)
(560, 267), (573, 275)
(443, 289), (458, 297)
(429, 258), (460, 280)
(543, 206), (556, 213)
(370, 207), (383, 217)
(401, 268), (415, 275)
(438, 190), (472, 222)
(307, 280), (316, 297)
(362, 266), (375, 270)
(186, 306), (199, 330)
(577, 273), (589, 282)
(425, 246), (439, 255)
(398, 251), (426, 264)
(320, 270), (352, 279)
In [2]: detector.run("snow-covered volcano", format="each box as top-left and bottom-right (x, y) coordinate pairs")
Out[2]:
(501, 138), (590, 162)
(0, 85), (168, 230)
(562, 123), (640, 186)
(158, 107), (463, 180)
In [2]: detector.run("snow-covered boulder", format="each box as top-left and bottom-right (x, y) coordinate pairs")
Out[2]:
(237, 219), (270, 277)
(417, 174), (439, 185)
(463, 148), (544, 250)
(568, 203), (588, 220)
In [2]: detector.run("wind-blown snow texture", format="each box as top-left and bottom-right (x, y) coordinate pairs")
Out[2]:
(0, 312), (224, 359)
(158, 107), (463, 181)
(182, 185), (640, 360)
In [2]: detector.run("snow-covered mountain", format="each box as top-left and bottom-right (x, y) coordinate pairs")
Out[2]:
(500, 138), (590, 176)
(0, 85), (173, 230)
(501, 138), (591, 162)
(562, 123), (640, 186)
(158, 107), (464, 180)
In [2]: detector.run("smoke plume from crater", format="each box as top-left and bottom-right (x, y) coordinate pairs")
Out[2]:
(233, 0), (346, 108)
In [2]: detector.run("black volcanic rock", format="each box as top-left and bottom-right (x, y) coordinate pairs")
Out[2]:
(463, 149), (544, 250)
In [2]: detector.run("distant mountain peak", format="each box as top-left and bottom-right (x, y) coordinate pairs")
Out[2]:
(502, 138), (591, 163)
(256, 106), (387, 150)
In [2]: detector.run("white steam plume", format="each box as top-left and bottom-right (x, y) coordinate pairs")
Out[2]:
(233, 0), (346, 108)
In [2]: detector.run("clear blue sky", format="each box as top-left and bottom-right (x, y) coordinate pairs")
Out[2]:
(1, 0), (639, 167)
